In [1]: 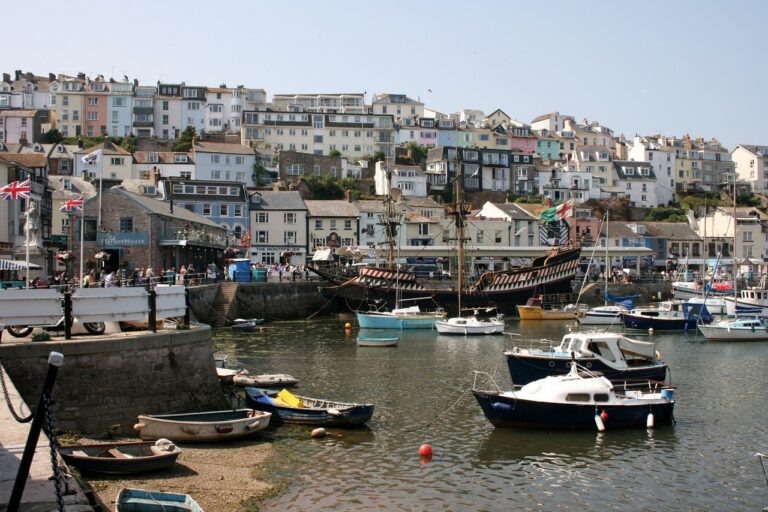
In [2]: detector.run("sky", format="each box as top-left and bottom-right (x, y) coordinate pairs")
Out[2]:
(6, 0), (766, 148)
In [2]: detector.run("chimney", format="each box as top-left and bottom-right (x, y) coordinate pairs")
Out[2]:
(25, 72), (34, 80)
(14, 70), (21, 80)
(77, 72), (85, 80)
(48, 73), (55, 82)
(345, 188), (352, 203)
(2, 73), (9, 83)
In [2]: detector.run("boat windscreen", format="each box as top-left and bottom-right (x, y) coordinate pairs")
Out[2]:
(616, 337), (656, 359)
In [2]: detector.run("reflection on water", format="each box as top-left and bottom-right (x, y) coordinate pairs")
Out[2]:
(214, 318), (768, 511)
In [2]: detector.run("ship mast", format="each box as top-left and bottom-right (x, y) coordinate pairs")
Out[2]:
(379, 158), (399, 269)
(447, 148), (472, 313)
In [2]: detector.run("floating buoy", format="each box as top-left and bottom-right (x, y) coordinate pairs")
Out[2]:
(311, 427), (327, 438)
(344, 322), (352, 330)
(418, 443), (433, 457)
(594, 413), (606, 432)
(646, 412), (655, 429)
(600, 410), (608, 422)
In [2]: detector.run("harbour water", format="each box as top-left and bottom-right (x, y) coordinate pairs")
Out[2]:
(214, 318), (768, 511)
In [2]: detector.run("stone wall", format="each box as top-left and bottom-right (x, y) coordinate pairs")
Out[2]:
(234, 282), (337, 321)
(0, 326), (228, 436)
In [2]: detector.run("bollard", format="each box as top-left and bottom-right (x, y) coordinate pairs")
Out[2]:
(148, 287), (157, 333)
(7, 352), (64, 512)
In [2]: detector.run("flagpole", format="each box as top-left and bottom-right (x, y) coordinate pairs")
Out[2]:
(97, 152), (103, 231)
(24, 202), (30, 289)
(79, 207), (84, 288)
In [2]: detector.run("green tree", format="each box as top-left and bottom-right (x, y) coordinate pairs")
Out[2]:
(403, 142), (428, 166)
(172, 126), (196, 152)
(300, 175), (345, 199)
(252, 156), (269, 186)
(42, 128), (64, 144)
(328, 149), (342, 158)
(120, 135), (137, 153)
(372, 151), (386, 162)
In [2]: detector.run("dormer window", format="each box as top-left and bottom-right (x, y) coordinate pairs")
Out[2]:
(624, 167), (635, 175)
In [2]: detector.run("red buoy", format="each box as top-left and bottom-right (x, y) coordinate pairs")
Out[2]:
(600, 410), (609, 422)
(418, 443), (432, 457)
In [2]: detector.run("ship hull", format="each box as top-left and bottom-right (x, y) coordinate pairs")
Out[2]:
(317, 245), (581, 316)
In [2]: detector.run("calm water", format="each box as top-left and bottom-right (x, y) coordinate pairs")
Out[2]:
(214, 318), (768, 511)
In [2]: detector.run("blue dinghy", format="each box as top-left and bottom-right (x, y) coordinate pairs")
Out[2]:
(244, 387), (374, 427)
(116, 488), (203, 511)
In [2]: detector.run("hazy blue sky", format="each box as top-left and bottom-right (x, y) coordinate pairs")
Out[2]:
(6, 0), (766, 147)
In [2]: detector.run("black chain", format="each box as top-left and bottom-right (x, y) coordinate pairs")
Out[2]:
(42, 393), (64, 512)
(0, 362), (34, 423)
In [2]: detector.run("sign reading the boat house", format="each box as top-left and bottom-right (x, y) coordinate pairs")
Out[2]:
(97, 231), (149, 248)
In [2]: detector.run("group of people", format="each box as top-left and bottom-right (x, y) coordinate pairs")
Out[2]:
(243, 263), (311, 282)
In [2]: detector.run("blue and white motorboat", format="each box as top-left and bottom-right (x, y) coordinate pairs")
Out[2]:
(724, 280), (768, 318)
(471, 363), (675, 430)
(356, 305), (446, 329)
(578, 303), (631, 326)
(698, 316), (768, 341)
(621, 300), (712, 331)
(116, 488), (203, 512)
(244, 387), (374, 427)
(504, 331), (668, 386)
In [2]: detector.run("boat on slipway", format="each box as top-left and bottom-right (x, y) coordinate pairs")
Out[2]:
(116, 488), (203, 512)
(245, 387), (374, 427)
(471, 363), (675, 430)
(504, 331), (668, 386)
(59, 440), (181, 475)
(134, 409), (271, 442)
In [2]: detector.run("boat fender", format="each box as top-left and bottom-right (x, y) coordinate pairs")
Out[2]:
(492, 402), (513, 413)
(181, 425), (201, 435)
(154, 438), (176, 451)
(246, 421), (264, 431)
(655, 351), (662, 361)
(311, 427), (327, 438)
(594, 413), (606, 432)
(133, 423), (145, 431)
(646, 412), (655, 429)
(648, 328), (654, 335)
(600, 410), (608, 422)
(328, 408), (341, 416)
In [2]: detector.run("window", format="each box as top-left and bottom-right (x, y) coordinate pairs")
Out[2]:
(110, 157), (124, 165)
(211, 170), (221, 180)
(330, 220), (337, 229)
(118, 217), (133, 232)
(87, 111), (98, 121)
(418, 223), (429, 235)
(88, 97), (99, 105)
(256, 212), (268, 223)
(314, 165), (321, 176)
(315, 220), (323, 229)
(284, 213), (296, 224)
(256, 231), (269, 243)
(284, 231), (296, 244)
(344, 219), (352, 230)
(162, 101), (169, 111)
(233, 205), (242, 217)
(477, 231), (484, 243)
(495, 231), (502, 243)
(202, 204), (211, 216)
(744, 231), (753, 242)
(288, 164), (304, 176)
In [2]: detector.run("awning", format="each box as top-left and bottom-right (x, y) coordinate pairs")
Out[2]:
(312, 248), (334, 261)
(0, 259), (42, 270)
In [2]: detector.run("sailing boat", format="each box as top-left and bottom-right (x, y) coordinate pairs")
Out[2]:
(356, 164), (446, 330)
(435, 156), (505, 335)
(700, 178), (768, 341)
(578, 212), (633, 326)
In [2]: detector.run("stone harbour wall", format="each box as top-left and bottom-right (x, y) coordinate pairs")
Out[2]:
(0, 326), (228, 436)
(235, 282), (337, 321)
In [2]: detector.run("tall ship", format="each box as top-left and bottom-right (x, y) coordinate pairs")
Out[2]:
(311, 158), (581, 317)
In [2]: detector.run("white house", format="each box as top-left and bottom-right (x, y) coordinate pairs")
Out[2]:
(612, 161), (659, 208)
(374, 161), (427, 197)
(248, 191), (308, 266)
(629, 136), (676, 206)
(191, 141), (255, 186)
(732, 144), (768, 194)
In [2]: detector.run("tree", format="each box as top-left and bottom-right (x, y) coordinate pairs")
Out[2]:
(372, 151), (386, 163)
(172, 125), (196, 152)
(328, 149), (342, 158)
(42, 128), (64, 144)
(121, 135), (137, 153)
(252, 156), (269, 186)
(400, 142), (428, 166)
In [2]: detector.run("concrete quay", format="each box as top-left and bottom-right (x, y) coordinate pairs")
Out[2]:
(0, 361), (93, 511)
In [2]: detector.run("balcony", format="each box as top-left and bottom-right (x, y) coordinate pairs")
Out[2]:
(159, 227), (228, 248)
(463, 177), (480, 189)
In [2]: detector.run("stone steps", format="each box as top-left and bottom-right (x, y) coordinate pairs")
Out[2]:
(211, 283), (238, 326)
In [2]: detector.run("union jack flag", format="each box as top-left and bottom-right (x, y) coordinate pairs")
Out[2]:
(0, 179), (31, 201)
(60, 196), (84, 212)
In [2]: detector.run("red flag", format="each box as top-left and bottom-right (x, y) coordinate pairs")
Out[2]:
(60, 196), (84, 212)
(0, 179), (31, 200)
